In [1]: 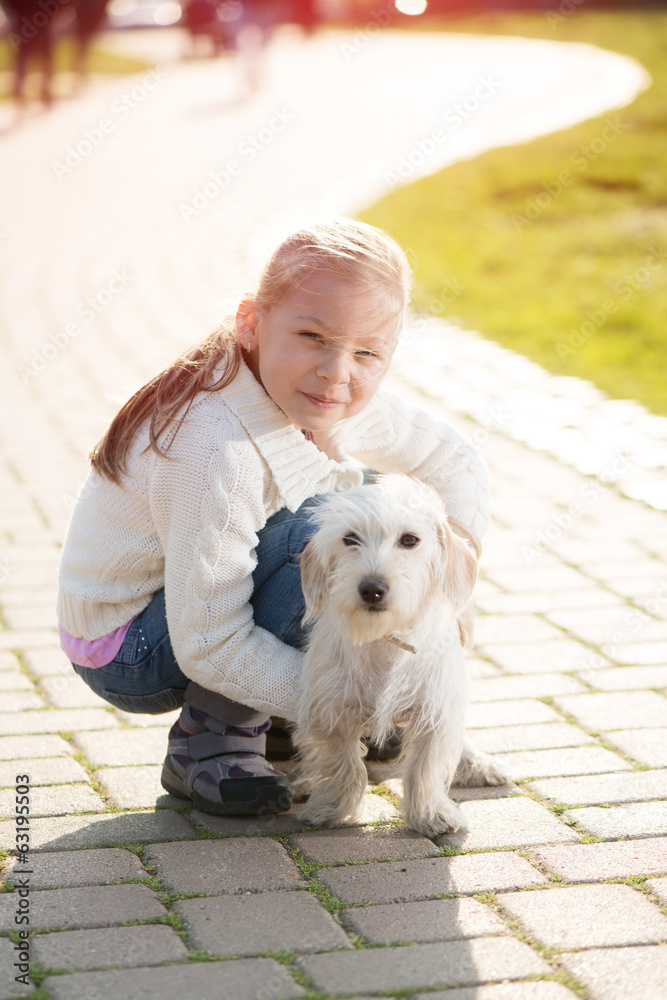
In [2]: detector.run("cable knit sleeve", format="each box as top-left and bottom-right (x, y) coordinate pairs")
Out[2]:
(148, 397), (304, 720)
(332, 387), (490, 556)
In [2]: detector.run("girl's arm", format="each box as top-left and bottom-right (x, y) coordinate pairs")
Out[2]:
(333, 387), (490, 557)
(148, 404), (304, 720)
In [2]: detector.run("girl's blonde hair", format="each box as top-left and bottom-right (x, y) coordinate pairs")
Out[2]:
(91, 218), (412, 483)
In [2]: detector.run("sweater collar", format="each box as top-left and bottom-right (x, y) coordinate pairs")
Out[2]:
(218, 361), (360, 511)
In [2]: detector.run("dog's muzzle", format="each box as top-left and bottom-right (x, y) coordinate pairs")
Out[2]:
(358, 577), (388, 611)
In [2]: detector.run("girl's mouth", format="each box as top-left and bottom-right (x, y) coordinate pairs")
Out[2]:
(302, 393), (344, 409)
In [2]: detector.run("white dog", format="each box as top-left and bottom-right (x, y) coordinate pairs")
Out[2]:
(293, 474), (506, 837)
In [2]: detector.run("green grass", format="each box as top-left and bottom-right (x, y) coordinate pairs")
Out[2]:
(0, 37), (152, 99)
(360, 9), (667, 415)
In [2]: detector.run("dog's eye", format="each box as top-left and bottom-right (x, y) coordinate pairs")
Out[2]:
(342, 533), (361, 547)
(399, 533), (420, 548)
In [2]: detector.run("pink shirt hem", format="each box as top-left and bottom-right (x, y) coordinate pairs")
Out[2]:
(59, 619), (135, 669)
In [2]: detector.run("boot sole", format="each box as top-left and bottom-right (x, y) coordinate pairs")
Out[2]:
(160, 757), (292, 817)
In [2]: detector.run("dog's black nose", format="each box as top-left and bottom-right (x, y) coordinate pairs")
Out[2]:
(359, 578), (387, 605)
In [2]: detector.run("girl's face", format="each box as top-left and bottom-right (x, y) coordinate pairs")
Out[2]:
(240, 272), (399, 432)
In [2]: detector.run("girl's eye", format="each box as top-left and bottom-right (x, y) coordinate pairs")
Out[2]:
(299, 330), (323, 342)
(355, 349), (379, 359)
(399, 533), (420, 548)
(343, 533), (361, 547)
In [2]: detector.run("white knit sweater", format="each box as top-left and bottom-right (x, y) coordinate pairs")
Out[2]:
(57, 361), (489, 720)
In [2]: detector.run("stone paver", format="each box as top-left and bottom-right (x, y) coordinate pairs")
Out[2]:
(189, 804), (312, 836)
(478, 590), (625, 615)
(40, 672), (111, 708)
(0, 782), (106, 819)
(287, 826), (440, 865)
(0, 884), (165, 931)
(32, 924), (189, 971)
(465, 699), (561, 728)
(0, 708), (118, 735)
(20, 649), (74, 677)
(554, 691), (667, 731)
(498, 883), (667, 949)
(1, 846), (146, 889)
(564, 801), (667, 839)
(0, 632), (59, 650)
(340, 897), (508, 945)
(144, 837), (305, 895)
(113, 708), (181, 727)
(473, 614), (564, 644)
(528, 769), (667, 805)
(94, 765), (182, 810)
(0, 652), (21, 671)
(175, 890), (351, 956)
(412, 985), (579, 1000)
(615, 640), (667, 665)
(531, 837), (667, 882)
(0, 735), (72, 760)
(0, 756), (88, 787)
(481, 566), (594, 595)
(41, 959), (305, 999)
(467, 723), (594, 754)
(439, 796), (580, 850)
(0, 671), (33, 690)
(560, 946), (667, 1000)
(451, 782), (520, 802)
(73, 728), (171, 766)
(603, 727), (667, 766)
(315, 852), (547, 904)
(469, 673), (586, 702)
(0, 691), (45, 711)
(493, 746), (632, 780)
(579, 664), (667, 691)
(648, 876), (667, 902)
(479, 638), (601, 674)
(0, 808), (195, 851)
(297, 938), (550, 994)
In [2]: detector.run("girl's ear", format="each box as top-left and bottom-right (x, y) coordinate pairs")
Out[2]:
(236, 298), (259, 348)
(436, 515), (478, 612)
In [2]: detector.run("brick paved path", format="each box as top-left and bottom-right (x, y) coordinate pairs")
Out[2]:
(0, 25), (666, 1000)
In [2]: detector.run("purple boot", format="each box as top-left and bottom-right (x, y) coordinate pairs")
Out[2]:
(160, 683), (292, 816)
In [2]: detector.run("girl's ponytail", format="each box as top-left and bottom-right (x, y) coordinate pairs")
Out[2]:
(90, 327), (242, 484)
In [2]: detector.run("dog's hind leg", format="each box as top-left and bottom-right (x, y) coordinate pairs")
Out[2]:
(454, 740), (508, 787)
(296, 723), (368, 828)
(400, 723), (468, 837)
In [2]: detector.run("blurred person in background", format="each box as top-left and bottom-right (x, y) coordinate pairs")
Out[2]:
(73, 0), (110, 83)
(183, 0), (226, 57)
(2, 0), (57, 108)
(234, 0), (284, 93)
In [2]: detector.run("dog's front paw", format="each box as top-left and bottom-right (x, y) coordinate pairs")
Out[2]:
(404, 796), (468, 838)
(287, 770), (311, 803)
(297, 802), (345, 827)
(455, 745), (509, 787)
(297, 797), (359, 829)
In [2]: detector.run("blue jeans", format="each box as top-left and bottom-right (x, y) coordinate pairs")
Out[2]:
(71, 497), (321, 715)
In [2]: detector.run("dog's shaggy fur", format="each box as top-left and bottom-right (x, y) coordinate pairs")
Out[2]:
(293, 474), (506, 837)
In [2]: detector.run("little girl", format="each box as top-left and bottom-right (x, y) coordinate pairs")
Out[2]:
(57, 218), (490, 818)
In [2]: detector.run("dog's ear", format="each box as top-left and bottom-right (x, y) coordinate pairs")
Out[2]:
(436, 516), (478, 611)
(299, 537), (329, 621)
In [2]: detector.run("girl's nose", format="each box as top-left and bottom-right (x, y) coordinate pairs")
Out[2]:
(316, 349), (351, 384)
